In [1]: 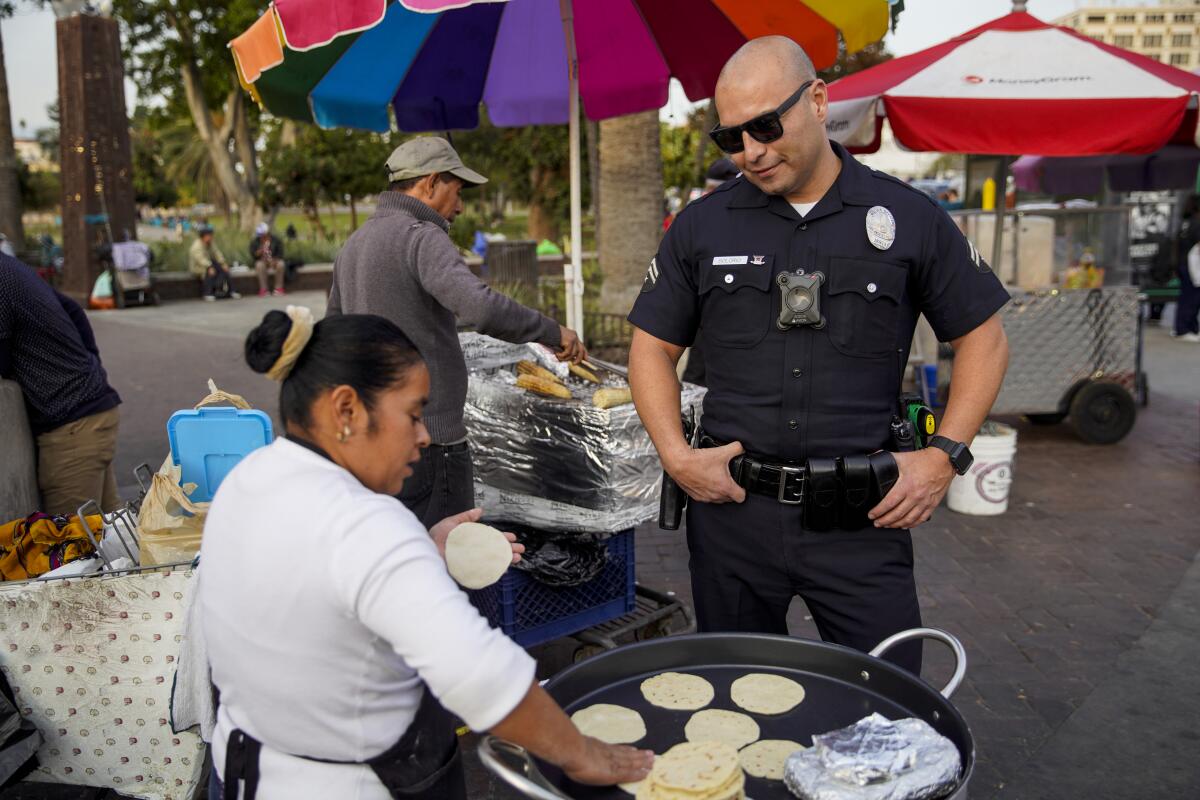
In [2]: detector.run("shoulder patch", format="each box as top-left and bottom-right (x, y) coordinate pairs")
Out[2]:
(966, 239), (992, 274)
(641, 257), (660, 293)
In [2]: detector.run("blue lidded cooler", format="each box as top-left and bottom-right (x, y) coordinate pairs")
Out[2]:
(166, 407), (273, 502)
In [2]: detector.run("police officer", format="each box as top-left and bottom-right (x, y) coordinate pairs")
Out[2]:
(627, 37), (1010, 674)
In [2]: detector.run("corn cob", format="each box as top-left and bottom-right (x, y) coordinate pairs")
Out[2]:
(592, 387), (633, 409)
(517, 373), (573, 399)
(569, 363), (601, 384)
(516, 359), (561, 384)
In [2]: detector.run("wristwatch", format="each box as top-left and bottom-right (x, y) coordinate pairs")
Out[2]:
(928, 435), (974, 475)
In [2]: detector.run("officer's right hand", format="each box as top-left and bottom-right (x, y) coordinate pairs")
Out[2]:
(667, 442), (747, 504)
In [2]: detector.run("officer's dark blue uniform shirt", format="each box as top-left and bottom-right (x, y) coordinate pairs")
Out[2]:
(629, 143), (1010, 461)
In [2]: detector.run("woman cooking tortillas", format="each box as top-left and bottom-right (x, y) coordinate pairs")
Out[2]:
(200, 308), (652, 799)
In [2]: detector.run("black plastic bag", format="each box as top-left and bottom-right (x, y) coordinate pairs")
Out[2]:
(503, 523), (609, 587)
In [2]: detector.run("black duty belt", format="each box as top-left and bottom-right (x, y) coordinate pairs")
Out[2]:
(699, 434), (900, 532)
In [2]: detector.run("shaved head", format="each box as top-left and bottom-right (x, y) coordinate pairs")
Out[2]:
(710, 36), (838, 203)
(717, 36), (816, 97)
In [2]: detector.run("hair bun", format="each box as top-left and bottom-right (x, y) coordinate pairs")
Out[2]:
(245, 310), (293, 374)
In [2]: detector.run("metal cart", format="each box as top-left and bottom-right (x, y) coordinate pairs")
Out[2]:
(990, 285), (1145, 444)
(947, 207), (1146, 444)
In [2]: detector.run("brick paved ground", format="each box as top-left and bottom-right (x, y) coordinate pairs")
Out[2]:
(3, 296), (1198, 799)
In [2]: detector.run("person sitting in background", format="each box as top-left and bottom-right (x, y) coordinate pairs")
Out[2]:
(249, 222), (286, 297)
(189, 224), (239, 301)
(0, 254), (122, 515)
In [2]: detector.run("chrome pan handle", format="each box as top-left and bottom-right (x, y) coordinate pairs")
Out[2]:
(870, 627), (967, 699)
(477, 736), (572, 800)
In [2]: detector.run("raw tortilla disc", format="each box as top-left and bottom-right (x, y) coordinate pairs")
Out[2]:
(444, 522), (511, 589)
(729, 673), (806, 715)
(619, 777), (645, 795)
(570, 704), (647, 744)
(738, 739), (806, 780)
(683, 709), (760, 750)
(640, 672), (715, 711)
(636, 742), (745, 800)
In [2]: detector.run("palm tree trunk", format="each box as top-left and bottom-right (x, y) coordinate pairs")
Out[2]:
(0, 25), (26, 252)
(598, 110), (663, 315)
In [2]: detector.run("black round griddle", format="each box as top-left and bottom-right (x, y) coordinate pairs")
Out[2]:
(481, 629), (973, 800)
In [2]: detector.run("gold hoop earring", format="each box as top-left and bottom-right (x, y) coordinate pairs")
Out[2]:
(337, 425), (351, 443)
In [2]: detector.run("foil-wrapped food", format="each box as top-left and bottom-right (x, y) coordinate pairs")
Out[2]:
(460, 334), (704, 533)
(784, 713), (961, 800)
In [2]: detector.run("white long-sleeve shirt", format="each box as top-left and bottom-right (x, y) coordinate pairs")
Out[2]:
(200, 437), (535, 799)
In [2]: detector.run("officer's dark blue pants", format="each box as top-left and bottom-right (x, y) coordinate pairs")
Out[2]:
(686, 491), (923, 675)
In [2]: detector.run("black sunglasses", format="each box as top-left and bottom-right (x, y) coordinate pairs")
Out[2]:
(709, 80), (815, 154)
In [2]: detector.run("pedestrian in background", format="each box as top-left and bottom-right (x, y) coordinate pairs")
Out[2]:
(1172, 194), (1200, 342)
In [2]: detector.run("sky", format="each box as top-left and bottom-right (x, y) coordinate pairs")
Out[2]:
(6, 0), (1090, 138)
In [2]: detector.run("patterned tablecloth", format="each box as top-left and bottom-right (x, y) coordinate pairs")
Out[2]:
(0, 568), (205, 800)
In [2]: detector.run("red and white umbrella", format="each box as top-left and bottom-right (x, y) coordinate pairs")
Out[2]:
(827, 8), (1200, 156)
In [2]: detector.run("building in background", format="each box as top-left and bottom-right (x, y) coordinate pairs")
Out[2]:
(13, 139), (56, 173)
(1054, 1), (1199, 70)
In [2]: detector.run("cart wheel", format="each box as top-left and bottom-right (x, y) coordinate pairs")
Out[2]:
(1068, 381), (1136, 445)
(1026, 413), (1066, 426)
(573, 644), (605, 664)
(635, 617), (673, 642)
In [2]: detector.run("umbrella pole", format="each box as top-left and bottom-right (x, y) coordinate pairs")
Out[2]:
(991, 157), (1009, 282)
(560, 0), (585, 340)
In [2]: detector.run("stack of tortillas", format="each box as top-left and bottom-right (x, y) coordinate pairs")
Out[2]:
(636, 741), (745, 800)
(444, 522), (512, 589)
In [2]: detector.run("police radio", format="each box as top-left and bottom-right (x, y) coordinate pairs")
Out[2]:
(891, 392), (936, 451)
(776, 270), (826, 330)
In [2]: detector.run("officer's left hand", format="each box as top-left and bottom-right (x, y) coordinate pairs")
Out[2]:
(868, 449), (955, 529)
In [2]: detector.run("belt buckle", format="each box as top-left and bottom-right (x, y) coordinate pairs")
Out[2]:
(776, 465), (805, 505)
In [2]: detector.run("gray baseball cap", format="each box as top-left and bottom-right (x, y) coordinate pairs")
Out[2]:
(385, 137), (487, 186)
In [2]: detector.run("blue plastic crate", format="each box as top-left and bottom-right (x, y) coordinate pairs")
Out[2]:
(469, 529), (636, 648)
(167, 407), (273, 502)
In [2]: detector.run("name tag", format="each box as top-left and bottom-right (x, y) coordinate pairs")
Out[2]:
(712, 255), (748, 266)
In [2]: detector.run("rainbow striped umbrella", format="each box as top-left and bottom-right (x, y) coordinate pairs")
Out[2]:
(230, 0), (890, 331)
(230, 0), (890, 132)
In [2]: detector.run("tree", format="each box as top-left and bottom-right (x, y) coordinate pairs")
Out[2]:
(130, 109), (178, 208)
(259, 124), (392, 238)
(112, 0), (264, 231)
(817, 40), (893, 84)
(36, 102), (59, 168)
(598, 110), (663, 315)
(453, 115), (580, 243)
(661, 105), (714, 196)
(0, 9), (26, 250)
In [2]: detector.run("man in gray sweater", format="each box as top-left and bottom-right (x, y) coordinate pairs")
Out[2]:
(327, 136), (586, 527)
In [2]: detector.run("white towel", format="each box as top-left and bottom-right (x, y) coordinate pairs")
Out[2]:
(169, 564), (216, 742)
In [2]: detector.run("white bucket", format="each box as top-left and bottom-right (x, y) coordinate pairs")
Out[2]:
(946, 422), (1017, 516)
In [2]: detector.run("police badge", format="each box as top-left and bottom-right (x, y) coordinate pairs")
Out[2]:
(866, 206), (896, 251)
